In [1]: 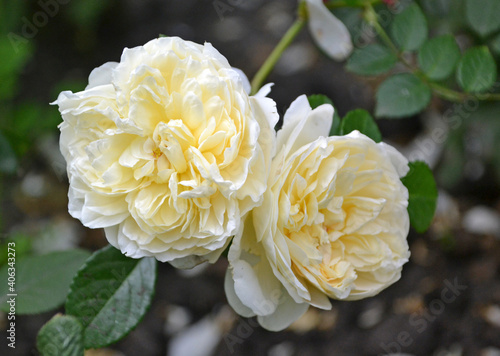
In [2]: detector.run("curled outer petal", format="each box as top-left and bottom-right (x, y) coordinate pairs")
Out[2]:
(304, 0), (353, 61)
(226, 96), (410, 331)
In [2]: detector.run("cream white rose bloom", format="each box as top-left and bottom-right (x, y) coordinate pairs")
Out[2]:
(225, 95), (410, 331)
(56, 37), (278, 267)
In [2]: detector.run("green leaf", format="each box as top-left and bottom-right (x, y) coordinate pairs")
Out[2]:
(346, 44), (397, 76)
(418, 35), (461, 80)
(465, 0), (500, 37)
(391, 3), (428, 51)
(65, 245), (157, 349)
(307, 94), (341, 135)
(340, 109), (382, 142)
(0, 249), (91, 314)
(401, 161), (438, 233)
(37, 314), (84, 356)
(456, 46), (497, 93)
(375, 73), (431, 118)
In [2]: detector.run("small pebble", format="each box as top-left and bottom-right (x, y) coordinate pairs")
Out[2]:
(21, 173), (46, 198)
(434, 343), (463, 356)
(276, 43), (317, 75)
(31, 217), (81, 254)
(168, 316), (221, 356)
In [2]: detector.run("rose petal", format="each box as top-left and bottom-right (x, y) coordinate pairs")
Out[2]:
(305, 0), (353, 61)
(86, 62), (118, 89)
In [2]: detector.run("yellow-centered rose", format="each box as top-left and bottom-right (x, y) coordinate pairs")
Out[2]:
(56, 37), (277, 267)
(225, 95), (410, 330)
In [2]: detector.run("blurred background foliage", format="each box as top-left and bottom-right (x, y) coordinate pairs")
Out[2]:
(0, 0), (500, 355)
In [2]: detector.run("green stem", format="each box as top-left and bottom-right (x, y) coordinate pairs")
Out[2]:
(250, 17), (306, 95)
(363, 3), (500, 103)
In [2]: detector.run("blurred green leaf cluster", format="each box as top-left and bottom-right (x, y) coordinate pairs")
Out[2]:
(0, 1), (34, 175)
(345, 2), (499, 118)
